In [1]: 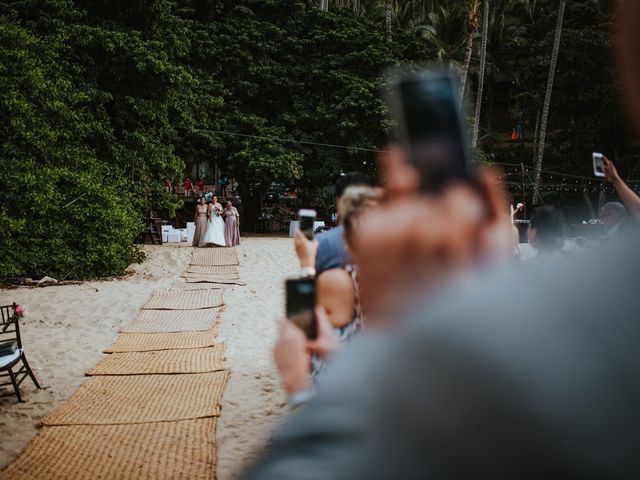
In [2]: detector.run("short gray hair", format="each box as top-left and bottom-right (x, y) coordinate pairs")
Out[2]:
(601, 202), (628, 219)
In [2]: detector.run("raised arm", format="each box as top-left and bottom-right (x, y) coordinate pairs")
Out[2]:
(604, 156), (640, 219)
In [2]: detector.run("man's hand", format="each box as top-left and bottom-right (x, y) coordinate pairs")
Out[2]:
(306, 307), (341, 361)
(352, 147), (512, 320)
(603, 156), (621, 185)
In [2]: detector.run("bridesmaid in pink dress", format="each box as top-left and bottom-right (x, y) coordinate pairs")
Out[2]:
(223, 201), (241, 246)
(192, 197), (209, 247)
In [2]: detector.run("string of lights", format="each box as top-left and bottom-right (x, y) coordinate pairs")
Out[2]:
(192, 127), (640, 193)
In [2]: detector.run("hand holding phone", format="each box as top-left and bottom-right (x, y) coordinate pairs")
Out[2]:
(391, 68), (475, 192)
(286, 278), (317, 339)
(298, 209), (317, 241)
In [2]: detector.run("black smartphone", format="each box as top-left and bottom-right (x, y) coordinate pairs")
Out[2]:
(286, 278), (317, 339)
(392, 69), (475, 192)
(298, 209), (317, 241)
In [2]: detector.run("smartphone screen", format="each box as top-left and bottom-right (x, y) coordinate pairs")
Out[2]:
(298, 209), (317, 241)
(286, 279), (317, 339)
(396, 71), (473, 191)
(593, 152), (605, 177)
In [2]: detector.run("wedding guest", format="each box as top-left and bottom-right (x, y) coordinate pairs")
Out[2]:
(184, 178), (193, 198)
(276, 186), (383, 394)
(197, 178), (204, 196)
(192, 197), (209, 247)
(224, 200), (241, 246)
(204, 189), (214, 203)
(526, 206), (566, 261)
(315, 173), (372, 274)
(603, 156), (640, 221)
(599, 202), (628, 238)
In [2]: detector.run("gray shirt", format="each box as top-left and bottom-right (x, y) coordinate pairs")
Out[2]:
(246, 235), (640, 479)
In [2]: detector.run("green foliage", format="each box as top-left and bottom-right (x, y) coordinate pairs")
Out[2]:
(0, 17), (144, 279)
(0, 0), (630, 279)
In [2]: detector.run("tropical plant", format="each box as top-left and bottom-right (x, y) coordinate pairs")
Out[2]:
(532, 0), (566, 204)
(471, 0), (490, 147)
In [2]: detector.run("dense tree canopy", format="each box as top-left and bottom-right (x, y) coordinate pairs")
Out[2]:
(0, 0), (633, 280)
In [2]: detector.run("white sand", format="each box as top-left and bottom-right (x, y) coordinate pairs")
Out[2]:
(216, 237), (296, 479)
(0, 244), (193, 469)
(0, 237), (295, 477)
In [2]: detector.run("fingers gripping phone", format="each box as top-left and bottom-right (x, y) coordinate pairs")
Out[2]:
(298, 209), (317, 241)
(593, 152), (605, 178)
(286, 278), (317, 339)
(392, 69), (475, 192)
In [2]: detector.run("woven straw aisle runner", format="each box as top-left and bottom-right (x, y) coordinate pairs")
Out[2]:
(121, 308), (223, 333)
(0, 419), (216, 480)
(1, 247), (240, 480)
(104, 324), (221, 353)
(87, 345), (226, 375)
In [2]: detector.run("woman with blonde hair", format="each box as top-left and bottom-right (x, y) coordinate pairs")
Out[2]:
(291, 185), (383, 383)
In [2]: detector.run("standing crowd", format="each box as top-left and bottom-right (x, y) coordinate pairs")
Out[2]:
(243, 5), (640, 478)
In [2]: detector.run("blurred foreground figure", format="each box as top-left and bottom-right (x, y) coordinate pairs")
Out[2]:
(245, 3), (640, 477)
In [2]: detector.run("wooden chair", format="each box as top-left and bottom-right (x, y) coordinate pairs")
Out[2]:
(0, 303), (40, 402)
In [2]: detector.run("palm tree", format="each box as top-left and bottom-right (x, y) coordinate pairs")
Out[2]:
(471, 0), (490, 147)
(532, 0), (566, 205)
(417, 3), (467, 63)
(458, 0), (482, 101)
(386, 0), (394, 41)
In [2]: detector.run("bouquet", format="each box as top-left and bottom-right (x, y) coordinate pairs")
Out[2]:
(15, 304), (25, 317)
(214, 207), (223, 217)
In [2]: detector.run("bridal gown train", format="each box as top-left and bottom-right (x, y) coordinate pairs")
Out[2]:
(203, 214), (226, 246)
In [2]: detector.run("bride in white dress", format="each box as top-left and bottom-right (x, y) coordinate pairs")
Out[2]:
(203, 197), (226, 246)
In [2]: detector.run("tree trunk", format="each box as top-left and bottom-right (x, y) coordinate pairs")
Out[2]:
(471, 0), (490, 148)
(458, 32), (474, 102)
(532, 0), (566, 205)
(385, 0), (393, 42)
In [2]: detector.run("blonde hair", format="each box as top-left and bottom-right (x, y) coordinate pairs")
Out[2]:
(338, 185), (383, 247)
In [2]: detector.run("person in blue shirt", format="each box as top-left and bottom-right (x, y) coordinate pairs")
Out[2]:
(315, 173), (372, 274)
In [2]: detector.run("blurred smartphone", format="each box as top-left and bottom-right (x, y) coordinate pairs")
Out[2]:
(298, 209), (317, 240)
(593, 152), (605, 177)
(286, 278), (317, 339)
(392, 69), (475, 192)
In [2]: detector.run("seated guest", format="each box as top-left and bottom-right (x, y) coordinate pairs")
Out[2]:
(315, 173), (372, 274)
(526, 206), (566, 261)
(599, 202), (628, 238)
(204, 189), (214, 203)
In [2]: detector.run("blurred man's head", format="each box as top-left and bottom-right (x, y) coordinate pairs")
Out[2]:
(334, 172), (372, 204)
(528, 206), (565, 253)
(600, 202), (627, 229)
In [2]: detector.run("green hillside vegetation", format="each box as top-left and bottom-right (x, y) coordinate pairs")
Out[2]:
(0, 0), (631, 280)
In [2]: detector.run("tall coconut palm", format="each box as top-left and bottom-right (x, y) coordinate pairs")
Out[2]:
(458, 0), (482, 101)
(386, 0), (394, 41)
(471, 0), (490, 147)
(532, 0), (566, 205)
(418, 3), (467, 63)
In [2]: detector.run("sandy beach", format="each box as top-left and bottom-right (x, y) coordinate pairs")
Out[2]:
(0, 237), (294, 477)
(217, 237), (297, 479)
